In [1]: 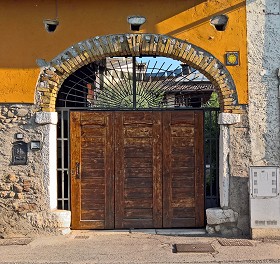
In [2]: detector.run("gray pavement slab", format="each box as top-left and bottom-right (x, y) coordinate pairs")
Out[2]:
(0, 231), (279, 264)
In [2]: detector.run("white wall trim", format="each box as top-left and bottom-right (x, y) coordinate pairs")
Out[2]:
(218, 113), (241, 125)
(35, 112), (58, 210)
(219, 113), (241, 208)
(35, 111), (58, 125)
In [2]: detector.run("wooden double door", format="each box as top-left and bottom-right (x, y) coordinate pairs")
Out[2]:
(70, 111), (204, 229)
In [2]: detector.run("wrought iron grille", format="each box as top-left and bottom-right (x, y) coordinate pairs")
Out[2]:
(57, 109), (70, 210)
(56, 56), (220, 211)
(204, 108), (220, 208)
(56, 57), (216, 109)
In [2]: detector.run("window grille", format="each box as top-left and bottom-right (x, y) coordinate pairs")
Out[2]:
(57, 109), (70, 210)
(204, 108), (220, 208)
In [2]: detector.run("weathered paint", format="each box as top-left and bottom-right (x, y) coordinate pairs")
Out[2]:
(0, 69), (40, 103)
(0, 0), (247, 104)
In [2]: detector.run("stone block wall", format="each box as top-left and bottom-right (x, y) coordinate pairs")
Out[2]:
(207, 0), (280, 239)
(206, 111), (251, 237)
(206, 208), (242, 237)
(229, 111), (251, 235)
(0, 104), (69, 237)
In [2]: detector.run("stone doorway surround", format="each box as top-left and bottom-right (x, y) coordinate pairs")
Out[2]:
(34, 33), (243, 234)
(36, 33), (243, 113)
(206, 112), (241, 236)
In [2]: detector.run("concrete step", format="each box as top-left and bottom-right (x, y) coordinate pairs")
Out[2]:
(130, 229), (206, 235)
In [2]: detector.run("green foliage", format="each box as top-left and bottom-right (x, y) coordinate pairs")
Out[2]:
(203, 92), (220, 108)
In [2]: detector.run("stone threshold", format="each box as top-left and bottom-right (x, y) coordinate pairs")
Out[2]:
(74, 229), (206, 236)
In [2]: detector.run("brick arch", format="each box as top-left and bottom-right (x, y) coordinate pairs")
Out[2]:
(36, 33), (242, 113)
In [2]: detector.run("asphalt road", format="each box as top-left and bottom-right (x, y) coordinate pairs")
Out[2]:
(0, 231), (280, 264)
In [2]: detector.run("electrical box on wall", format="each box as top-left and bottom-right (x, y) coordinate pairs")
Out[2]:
(250, 166), (280, 229)
(251, 167), (278, 197)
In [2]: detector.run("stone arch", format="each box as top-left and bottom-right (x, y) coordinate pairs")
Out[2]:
(36, 33), (243, 113)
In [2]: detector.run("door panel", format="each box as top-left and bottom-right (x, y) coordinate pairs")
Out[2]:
(162, 111), (204, 228)
(71, 112), (114, 229)
(115, 112), (162, 228)
(71, 110), (204, 229)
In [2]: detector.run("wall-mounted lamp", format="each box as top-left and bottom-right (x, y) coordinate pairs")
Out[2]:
(43, 0), (59, 32)
(210, 14), (228, 31)
(127, 15), (146, 31)
(43, 19), (59, 33)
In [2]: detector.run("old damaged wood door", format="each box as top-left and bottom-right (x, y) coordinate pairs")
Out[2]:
(114, 111), (162, 229)
(162, 111), (204, 228)
(70, 112), (114, 229)
(70, 110), (204, 229)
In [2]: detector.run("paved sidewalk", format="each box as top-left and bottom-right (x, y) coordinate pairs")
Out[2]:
(0, 230), (280, 264)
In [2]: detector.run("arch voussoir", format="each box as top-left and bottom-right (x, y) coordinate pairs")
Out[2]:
(36, 33), (243, 113)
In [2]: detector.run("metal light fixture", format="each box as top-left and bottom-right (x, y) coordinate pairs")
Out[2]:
(43, 19), (59, 33)
(127, 15), (146, 31)
(210, 14), (228, 31)
(43, 0), (59, 32)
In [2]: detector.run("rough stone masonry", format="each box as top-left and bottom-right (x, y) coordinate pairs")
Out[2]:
(0, 104), (69, 237)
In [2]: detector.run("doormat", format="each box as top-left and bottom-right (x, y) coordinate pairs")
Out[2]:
(0, 238), (33, 246)
(218, 239), (253, 246)
(172, 243), (215, 253)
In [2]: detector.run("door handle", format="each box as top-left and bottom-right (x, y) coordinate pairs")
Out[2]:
(75, 162), (80, 179)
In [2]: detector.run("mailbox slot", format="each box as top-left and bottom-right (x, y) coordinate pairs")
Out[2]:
(12, 141), (28, 165)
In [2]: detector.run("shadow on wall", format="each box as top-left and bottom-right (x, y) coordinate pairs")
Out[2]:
(0, 0), (249, 69)
(163, 1), (245, 36)
(229, 176), (250, 235)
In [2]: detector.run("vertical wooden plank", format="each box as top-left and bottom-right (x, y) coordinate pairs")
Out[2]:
(152, 111), (163, 228)
(71, 111), (115, 229)
(194, 110), (205, 227)
(73, 109), (204, 230)
(70, 112), (82, 229)
(80, 112), (106, 229)
(114, 112), (125, 228)
(105, 112), (115, 229)
(162, 111), (172, 227)
(115, 111), (161, 229)
(163, 110), (204, 228)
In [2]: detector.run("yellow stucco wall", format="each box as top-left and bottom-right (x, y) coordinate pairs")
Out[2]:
(0, 0), (247, 104)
